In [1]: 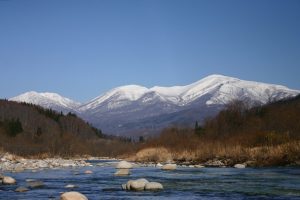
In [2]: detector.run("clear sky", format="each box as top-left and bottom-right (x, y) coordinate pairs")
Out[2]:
(0, 0), (299, 102)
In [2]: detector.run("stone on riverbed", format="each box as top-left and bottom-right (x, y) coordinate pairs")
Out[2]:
(15, 186), (29, 192)
(162, 164), (177, 170)
(27, 180), (44, 188)
(234, 164), (246, 168)
(60, 191), (88, 200)
(116, 161), (133, 169)
(156, 163), (163, 168)
(123, 179), (163, 191)
(128, 178), (149, 191)
(3, 176), (16, 185)
(114, 169), (130, 176)
(65, 184), (77, 188)
(204, 160), (225, 167)
(145, 182), (163, 190)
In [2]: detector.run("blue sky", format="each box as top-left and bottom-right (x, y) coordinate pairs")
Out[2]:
(0, 0), (299, 102)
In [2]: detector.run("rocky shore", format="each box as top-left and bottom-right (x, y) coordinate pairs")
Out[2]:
(0, 153), (92, 172)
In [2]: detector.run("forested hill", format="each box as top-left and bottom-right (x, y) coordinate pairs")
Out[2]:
(0, 99), (106, 156)
(201, 94), (300, 139)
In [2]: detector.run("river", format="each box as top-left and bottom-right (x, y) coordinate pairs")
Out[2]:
(1, 160), (300, 199)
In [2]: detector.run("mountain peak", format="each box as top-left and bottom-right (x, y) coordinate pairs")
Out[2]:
(10, 91), (81, 112)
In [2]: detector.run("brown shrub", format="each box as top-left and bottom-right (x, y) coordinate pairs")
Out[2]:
(133, 147), (172, 162)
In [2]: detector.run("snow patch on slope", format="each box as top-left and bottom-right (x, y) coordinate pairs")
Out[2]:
(79, 85), (149, 110)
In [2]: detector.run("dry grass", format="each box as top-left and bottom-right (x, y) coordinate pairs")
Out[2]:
(130, 147), (172, 162)
(131, 127), (300, 166)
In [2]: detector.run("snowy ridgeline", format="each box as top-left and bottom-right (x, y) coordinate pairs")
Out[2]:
(8, 74), (300, 135)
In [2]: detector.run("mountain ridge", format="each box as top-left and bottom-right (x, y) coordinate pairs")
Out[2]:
(9, 74), (300, 136)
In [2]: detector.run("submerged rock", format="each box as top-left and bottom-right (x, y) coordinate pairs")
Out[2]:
(84, 170), (93, 174)
(145, 182), (163, 190)
(27, 180), (44, 188)
(121, 184), (127, 190)
(15, 186), (29, 192)
(65, 184), (77, 188)
(116, 161), (133, 169)
(114, 169), (130, 176)
(60, 191), (88, 200)
(3, 176), (16, 185)
(234, 164), (246, 168)
(162, 164), (177, 170)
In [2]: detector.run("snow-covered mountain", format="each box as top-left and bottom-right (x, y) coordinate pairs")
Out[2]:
(9, 75), (300, 136)
(9, 91), (81, 113)
(77, 74), (299, 136)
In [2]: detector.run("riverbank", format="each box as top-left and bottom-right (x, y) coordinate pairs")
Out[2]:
(127, 141), (300, 167)
(0, 152), (100, 172)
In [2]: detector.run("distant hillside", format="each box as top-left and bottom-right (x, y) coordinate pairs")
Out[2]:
(0, 100), (133, 157)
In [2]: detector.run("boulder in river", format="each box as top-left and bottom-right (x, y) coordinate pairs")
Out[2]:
(123, 179), (164, 191)
(162, 164), (177, 170)
(116, 161), (133, 169)
(145, 182), (163, 190)
(114, 169), (130, 176)
(3, 176), (16, 185)
(84, 170), (93, 174)
(60, 191), (88, 200)
(15, 186), (29, 192)
(234, 164), (246, 168)
(128, 178), (149, 191)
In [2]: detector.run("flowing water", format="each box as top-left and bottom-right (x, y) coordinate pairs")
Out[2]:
(1, 160), (300, 200)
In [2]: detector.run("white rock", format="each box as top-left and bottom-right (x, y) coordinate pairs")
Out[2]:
(195, 165), (205, 168)
(3, 176), (16, 185)
(156, 163), (163, 167)
(129, 178), (149, 191)
(114, 169), (130, 176)
(145, 182), (163, 190)
(116, 161), (133, 169)
(234, 164), (246, 168)
(162, 164), (177, 170)
(125, 180), (133, 190)
(60, 191), (88, 200)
